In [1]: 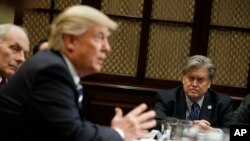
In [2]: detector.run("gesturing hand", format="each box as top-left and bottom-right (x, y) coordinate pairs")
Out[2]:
(111, 103), (156, 141)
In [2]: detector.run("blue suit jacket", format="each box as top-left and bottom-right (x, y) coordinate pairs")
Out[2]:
(154, 85), (237, 130)
(0, 50), (122, 141)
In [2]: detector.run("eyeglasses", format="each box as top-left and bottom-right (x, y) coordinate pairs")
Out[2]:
(186, 75), (208, 84)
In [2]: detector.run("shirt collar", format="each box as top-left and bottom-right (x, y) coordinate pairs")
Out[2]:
(61, 53), (80, 86)
(185, 95), (204, 110)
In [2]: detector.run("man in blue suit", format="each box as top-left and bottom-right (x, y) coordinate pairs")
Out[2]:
(155, 55), (237, 132)
(0, 5), (156, 141)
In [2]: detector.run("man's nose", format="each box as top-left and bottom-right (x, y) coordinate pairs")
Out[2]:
(103, 39), (111, 52)
(16, 51), (25, 63)
(191, 79), (199, 86)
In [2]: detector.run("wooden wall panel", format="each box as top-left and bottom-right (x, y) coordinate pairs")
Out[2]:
(82, 82), (157, 125)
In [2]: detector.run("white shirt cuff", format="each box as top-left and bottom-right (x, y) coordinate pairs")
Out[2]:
(114, 128), (125, 139)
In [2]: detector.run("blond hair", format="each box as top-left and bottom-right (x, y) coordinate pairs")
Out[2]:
(48, 5), (118, 50)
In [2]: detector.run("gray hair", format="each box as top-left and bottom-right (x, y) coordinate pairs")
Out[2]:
(0, 23), (27, 43)
(48, 5), (118, 50)
(182, 55), (216, 80)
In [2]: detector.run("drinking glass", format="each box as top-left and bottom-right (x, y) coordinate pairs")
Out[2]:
(178, 119), (193, 138)
(161, 116), (179, 140)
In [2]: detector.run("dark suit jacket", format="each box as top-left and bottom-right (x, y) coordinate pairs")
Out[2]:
(154, 85), (237, 130)
(0, 50), (122, 141)
(234, 94), (250, 124)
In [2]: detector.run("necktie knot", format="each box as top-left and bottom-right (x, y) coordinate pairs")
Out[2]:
(192, 102), (200, 112)
(0, 78), (8, 87)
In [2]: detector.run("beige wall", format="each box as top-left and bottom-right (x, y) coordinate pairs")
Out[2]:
(0, 4), (14, 24)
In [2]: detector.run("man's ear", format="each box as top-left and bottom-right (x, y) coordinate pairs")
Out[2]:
(63, 34), (75, 51)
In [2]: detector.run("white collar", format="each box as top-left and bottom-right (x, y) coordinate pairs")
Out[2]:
(186, 95), (204, 110)
(61, 53), (80, 86)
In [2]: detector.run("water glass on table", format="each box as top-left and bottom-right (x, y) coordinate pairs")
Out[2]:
(177, 119), (193, 139)
(161, 116), (179, 140)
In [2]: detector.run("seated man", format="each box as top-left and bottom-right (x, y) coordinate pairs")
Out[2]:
(0, 5), (156, 141)
(0, 24), (30, 87)
(154, 55), (237, 132)
(234, 94), (250, 124)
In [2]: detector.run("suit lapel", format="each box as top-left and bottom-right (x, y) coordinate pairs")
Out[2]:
(52, 50), (83, 119)
(176, 89), (188, 119)
(200, 92), (213, 121)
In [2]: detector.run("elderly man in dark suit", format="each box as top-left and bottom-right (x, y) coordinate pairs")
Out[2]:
(0, 24), (29, 87)
(0, 5), (156, 141)
(155, 55), (237, 132)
